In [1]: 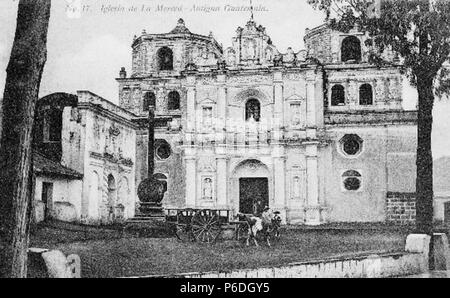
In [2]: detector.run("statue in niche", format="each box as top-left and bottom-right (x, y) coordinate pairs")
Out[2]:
(284, 47), (296, 63)
(265, 48), (273, 62)
(291, 104), (302, 126)
(203, 178), (213, 200)
(245, 99), (260, 143)
(246, 40), (256, 59)
(293, 176), (300, 198)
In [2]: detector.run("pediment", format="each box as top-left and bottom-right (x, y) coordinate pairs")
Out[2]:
(285, 94), (304, 102)
(198, 98), (215, 105)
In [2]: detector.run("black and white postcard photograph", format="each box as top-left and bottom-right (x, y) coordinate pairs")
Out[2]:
(0, 0), (450, 284)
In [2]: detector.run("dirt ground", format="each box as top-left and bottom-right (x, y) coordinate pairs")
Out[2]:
(30, 224), (410, 278)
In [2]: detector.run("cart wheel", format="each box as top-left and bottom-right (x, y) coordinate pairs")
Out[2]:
(191, 210), (221, 243)
(175, 225), (193, 242)
(236, 222), (249, 242)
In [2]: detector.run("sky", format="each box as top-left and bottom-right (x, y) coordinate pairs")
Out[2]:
(0, 0), (449, 158)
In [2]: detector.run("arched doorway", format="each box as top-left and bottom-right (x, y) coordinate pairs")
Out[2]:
(232, 159), (271, 216)
(117, 177), (129, 220)
(107, 174), (116, 223)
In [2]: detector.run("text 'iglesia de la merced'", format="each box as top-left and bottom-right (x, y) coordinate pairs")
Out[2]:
(31, 16), (418, 226)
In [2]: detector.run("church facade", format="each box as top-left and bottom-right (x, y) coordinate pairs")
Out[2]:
(31, 18), (418, 225)
(116, 18), (417, 225)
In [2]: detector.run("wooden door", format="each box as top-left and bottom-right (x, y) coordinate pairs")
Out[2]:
(239, 178), (269, 215)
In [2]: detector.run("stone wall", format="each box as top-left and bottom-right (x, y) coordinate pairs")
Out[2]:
(386, 192), (416, 224)
(34, 177), (83, 223)
(63, 91), (138, 224)
(324, 125), (417, 223)
(140, 251), (427, 278)
(434, 195), (450, 222)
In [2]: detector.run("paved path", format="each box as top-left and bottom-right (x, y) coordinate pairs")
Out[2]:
(403, 270), (450, 278)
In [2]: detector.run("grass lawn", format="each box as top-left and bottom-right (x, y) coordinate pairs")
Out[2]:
(30, 225), (410, 278)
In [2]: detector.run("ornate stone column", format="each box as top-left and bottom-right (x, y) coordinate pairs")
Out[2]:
(273, 146), (286, 220)
(349, 80), (358, 108)
(305, 142), (321, 225)
(375, 79), (386, 108)
(273, 71), (284, 127)
(391, 77), (403, 109)
(217, 74), (227, 126)
(306, 78), (317, 139)
(184, 155), (197, 208)
(216, 155), (228, 209)
(315, 72), (324, 128)
(217, 74), (227, 144)
(186, 75), (196, 132)
(306, 79), (315, 125)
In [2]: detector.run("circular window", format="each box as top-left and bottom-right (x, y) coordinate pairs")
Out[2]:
(340, 134), (363, 157)
(342, 170), (362, 191)
(155, 142), (171, 160)
(343, 138), (361, 155)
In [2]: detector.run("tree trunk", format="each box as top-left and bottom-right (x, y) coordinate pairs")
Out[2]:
(415, 77), (434, 235)
(0, 0), (51, 278)
(148, 106), (155, 177)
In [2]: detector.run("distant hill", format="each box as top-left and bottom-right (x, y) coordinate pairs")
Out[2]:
(434, 156), (450, 194)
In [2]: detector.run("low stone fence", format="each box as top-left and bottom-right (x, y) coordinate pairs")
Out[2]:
(143, 251), (426, 278)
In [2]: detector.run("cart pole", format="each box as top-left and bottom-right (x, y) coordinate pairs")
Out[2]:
(148, 104), (155, 178)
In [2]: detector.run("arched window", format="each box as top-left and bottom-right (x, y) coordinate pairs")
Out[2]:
(43, 108), (63, 143)
(342, 170), (362, 191)
(168, 91), (180, 110)
(359, 84), (373, 105)
(153, 173), (168, 192)
(107, 174), (116, 191)
(143, 91), (156, 112)
(245, 98), (261, 122)
(88, 171), (100, 218)
(157, 47), (173, 71)
(341, 36), (362, 62)
(331, 85), (346, 106)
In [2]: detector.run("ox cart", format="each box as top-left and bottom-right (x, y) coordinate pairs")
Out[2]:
(165, 208), (249, 243)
